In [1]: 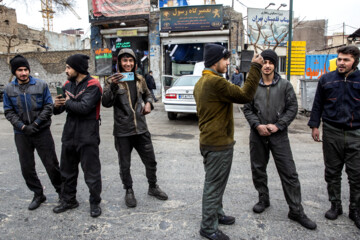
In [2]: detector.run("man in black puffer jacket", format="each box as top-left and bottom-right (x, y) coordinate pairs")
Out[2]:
(52, 54), (102, 218)
(243, 49), (317, 230)
(102, 48), (167, 209)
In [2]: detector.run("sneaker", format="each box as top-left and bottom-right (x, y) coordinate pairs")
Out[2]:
(28, 195), (46, 210)
(218, 215), (235, 225)
(53, 200), (79, 214)
(90, 204), (102, 218)
(325, 202), (343, 220)
(125, 188), (137, 208)
(148, 185), (168, 200)
(288, 211), (317, 230)
(253, 200), (270, 213)
(349, 209), (360, 229)
(199, 229), (230, 240)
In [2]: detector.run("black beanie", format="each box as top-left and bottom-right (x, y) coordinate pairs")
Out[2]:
(204, 44), (229, 68)
(66, 54), (89, 74)
(10, 55), (30, 75)
(261, 49), (278, 68)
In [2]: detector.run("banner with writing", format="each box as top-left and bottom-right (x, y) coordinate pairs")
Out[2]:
(95, 48), (113, 76)
(92, 0), (150, 18)
(305, 54), (337, 79)
(247, 8), (290, 46)
(160, 5), (223, 32)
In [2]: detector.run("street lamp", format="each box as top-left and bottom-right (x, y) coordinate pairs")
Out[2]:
(277, 3), (287, 10)
(265, 3), (275, 9)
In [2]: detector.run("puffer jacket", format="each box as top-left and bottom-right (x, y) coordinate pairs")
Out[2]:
(3, 76), (53, 133)
(53, 75), (102, 145)
(102, 73), (153, 137)
(243, 72), (298, 131)
(308, 69), (360, 130)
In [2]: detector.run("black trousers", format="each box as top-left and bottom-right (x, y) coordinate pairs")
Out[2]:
(323, 122), (360, 210)
(250, 129), (303, 213)
(114, 131), (157, 189)
(60, 142), (102, 204)
(14, 127), (61, 196)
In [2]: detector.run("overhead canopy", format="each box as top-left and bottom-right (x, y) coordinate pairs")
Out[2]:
(348, 28), (360, 40)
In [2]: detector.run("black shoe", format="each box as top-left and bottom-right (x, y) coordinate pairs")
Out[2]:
(90, 204), (101, 218)
(288, 211), (317, 230)
(125, 188), (137, 208)
(218, 215), (235, 225)
(199, 229), (230, 240)
(53, 200), (79, 214)
(253, 200), (270, 213)
(325, 202), (343, 220)
(349, 209), (360, 229)
(28, 195), (46, 210)
(148, 185), (168, 200)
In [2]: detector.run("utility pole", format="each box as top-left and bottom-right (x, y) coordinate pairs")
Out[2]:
(343, 22), (345, 45)
(286, 0), (293, 81)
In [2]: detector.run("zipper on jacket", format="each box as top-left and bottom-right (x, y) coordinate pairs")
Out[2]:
(23, 92), (31, 124)
(125, 82), (138, 133)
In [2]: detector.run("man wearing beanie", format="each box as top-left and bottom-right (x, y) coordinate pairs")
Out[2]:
(102, 48), (168, 208)
(308, 45), (360, 230)
(243, 49), (317, 230)
(194, 44), (264, 240)
(53, 54), (103, 218)
(3, 55), (62, 210)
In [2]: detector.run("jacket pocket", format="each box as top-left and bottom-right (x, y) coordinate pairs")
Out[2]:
(350, 82), (360, 101)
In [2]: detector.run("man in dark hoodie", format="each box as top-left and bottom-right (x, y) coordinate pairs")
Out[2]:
(243, 49), (317, 230)
(52, 54), (103, 218)
(308, 45), (360, 229)
(3, 55), (62, 211)
(102, 48), (167, 208)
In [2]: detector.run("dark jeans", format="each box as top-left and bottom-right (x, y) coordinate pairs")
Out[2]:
(114, 131), (157, 189)
(149, 89), (157, 101)
(250, 129), (303, 213)
(14, 127), (61, 196)
(60, 142), (102, 204)
(200, 147), (233, 234)
(323, 122), (360, 210)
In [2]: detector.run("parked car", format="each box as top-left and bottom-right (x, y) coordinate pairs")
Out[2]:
(163, 75), (201, 120)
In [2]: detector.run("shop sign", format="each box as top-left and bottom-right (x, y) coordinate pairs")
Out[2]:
(286, 41), (306, 76)
(94, 48), (112, 76)
(160, 5), (223, 32)
(117, 30), (138, 37)
(116, 41), (131, 48)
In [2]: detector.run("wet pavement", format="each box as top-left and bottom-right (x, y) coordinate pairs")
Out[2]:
(0, 99), (359, 240)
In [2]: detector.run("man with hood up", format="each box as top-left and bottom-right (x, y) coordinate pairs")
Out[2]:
(243, 49), (317, 230)
(102, 48), (168, 208)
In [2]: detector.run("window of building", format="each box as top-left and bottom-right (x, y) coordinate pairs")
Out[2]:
(278, 56), (286, 73)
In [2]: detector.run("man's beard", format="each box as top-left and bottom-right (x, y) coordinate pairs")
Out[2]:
(67, 73), (78, 81)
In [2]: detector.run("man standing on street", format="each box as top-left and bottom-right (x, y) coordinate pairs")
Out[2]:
(3, 55), (62, 210)
(102, 48), (168, 208)
(52, 54), (102, 218)
(243, 49), (317, 230)
(230, 67), (243, 87)
(308, 45), (360, 229)
(145, 70), (158, 102)
(194, 43), (263, 240)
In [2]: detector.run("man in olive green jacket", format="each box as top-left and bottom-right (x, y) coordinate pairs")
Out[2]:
(194, 44), (263, 240)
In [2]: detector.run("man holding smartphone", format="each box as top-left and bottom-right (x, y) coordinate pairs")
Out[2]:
(102, 48), (168, 208)
(53, 54), (103, 218)
(3, 55), (62, 210)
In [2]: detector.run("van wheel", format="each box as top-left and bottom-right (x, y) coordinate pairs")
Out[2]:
(168, 112), (177, 120)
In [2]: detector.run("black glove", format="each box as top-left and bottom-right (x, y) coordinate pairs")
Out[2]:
(23, 123), (39, 135)
(110, 82), (119, 92)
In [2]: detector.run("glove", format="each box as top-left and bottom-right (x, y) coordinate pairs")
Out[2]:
(23, 123), (39, 135)
(110, 82), (119, 92)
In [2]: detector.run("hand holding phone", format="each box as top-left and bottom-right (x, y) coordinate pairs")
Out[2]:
(56, 86), (66, 98)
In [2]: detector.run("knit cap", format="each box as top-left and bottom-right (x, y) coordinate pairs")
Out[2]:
(261, 49), (278, 68)
(66, 54), (89, 74)
(204, 44), (229, 68)
(10, 55), (30, 75)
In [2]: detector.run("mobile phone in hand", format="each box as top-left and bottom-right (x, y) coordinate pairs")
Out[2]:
(119, 72), (135, 82)
(56, 86), (65, 98)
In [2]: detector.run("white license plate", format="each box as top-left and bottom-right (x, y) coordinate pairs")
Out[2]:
(179, 94), (193, 99)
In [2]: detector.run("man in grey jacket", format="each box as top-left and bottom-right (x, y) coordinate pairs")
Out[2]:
(243, 49), (317, 230)
(102, 48), (168, 208)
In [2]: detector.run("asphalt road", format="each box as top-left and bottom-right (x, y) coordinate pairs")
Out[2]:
(0, 100), (358, 240)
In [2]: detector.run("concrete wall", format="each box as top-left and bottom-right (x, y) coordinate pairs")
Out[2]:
(293, 19), (327, 52)
(45, 31), (83, 51)
(0, 50), (93, 88)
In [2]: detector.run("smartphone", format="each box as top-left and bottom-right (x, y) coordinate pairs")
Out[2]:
(119, 72), (135, 82)
(56, 86), (65, 98)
